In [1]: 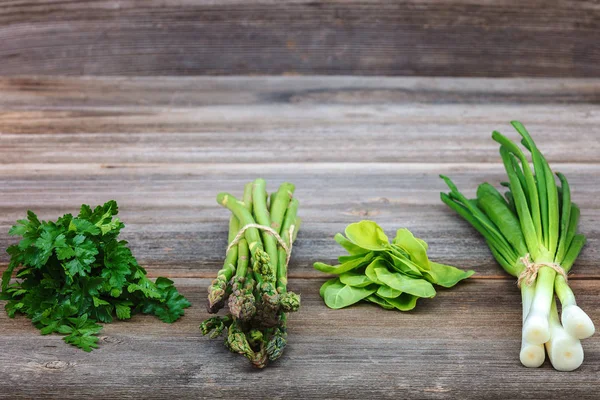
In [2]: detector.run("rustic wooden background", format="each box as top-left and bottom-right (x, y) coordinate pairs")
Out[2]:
(0, 0), (599, 397)
(0, 0), (599, 76)
(0, 76), (598, 398)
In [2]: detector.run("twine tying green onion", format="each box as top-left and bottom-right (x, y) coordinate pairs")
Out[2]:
(516, 254), (568, 288)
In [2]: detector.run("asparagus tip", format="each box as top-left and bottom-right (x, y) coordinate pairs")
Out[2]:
(266, 334), (287, 362)
(207, 289), (227, 313)
(200, 316), (231, 339)
(279, 291), (301, 312)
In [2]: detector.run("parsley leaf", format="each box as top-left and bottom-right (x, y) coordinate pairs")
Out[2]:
(141, 278), (192, 323)
(1, 201), (190, 351)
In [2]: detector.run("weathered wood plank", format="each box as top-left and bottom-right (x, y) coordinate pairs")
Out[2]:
(2, 77), (600, 108)
(0, 163), (598, 277)
(0, 1), (599, 77)
(0, 77), (598, 163)
(1, 111), (598, 162)
(0, 279), (598, 399)
(0, 76), (599, 398)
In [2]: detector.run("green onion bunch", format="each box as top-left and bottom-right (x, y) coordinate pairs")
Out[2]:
(441, 121), (593, 371)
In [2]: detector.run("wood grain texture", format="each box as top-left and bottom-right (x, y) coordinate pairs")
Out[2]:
(0, 76), (599, 399)
(0, 163), (598, 278)
(0, 1), (599, 76)
(0, 77), (599, 162)
(0, 77), (598, 278)
(0, 279), (599, 399)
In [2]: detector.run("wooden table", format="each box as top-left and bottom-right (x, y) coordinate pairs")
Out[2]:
(0, 77), (598, 399)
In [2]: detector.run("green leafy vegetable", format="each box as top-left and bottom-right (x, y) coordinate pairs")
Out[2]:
(314, 221), (474, 311)
(365, 295), (395, 310)
(1, 201), (190, 351)
(429, 262), (477, 288)
(376, 285), (402, 299)
(440, 121), (593, 371)
(345, 221), (389, 251)
(374, 268), (436, 298)
(334, 233), (366, 255)
(387, 251), (423, 276)
(339, 271), (373, 288)
(320, 277), (339, 298)
(323, 279), (377, 309)
(314, 252), (374, 275)
(364, 258), (386, 284)
(384, 293), (419, 311)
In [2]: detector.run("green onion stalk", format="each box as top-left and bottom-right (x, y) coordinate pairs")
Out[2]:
(201, 179), (301, 368)
(441, 121), (593, 371)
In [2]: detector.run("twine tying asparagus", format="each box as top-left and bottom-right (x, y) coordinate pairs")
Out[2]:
(226, 223), (295, 268)
(517, 253), (568, 288)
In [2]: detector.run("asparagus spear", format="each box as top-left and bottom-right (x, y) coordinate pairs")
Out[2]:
(257, 201), (301, 327)
(200, 315), (233, 339)
(269, 182), (295, 233)
(278, 199), (301, 312)
(240, 270), (258, 321)
(225, 321), (269, 369)
(228, 248), (258, 321)
(267, 185), (301, 314)
(207, 216), (239, 313)
(228, 183), (257, 321)
(225, 320), (255, 358)
(252, 178), (279, 282)
(266, 313), (288, 361)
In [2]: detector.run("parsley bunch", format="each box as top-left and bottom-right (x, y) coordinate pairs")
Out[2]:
(1, 201), (190, 351)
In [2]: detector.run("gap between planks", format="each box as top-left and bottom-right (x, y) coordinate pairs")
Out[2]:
(0, 264), (598, 281)
(1, 162), (600, 170)
(141, 274), (600, 281)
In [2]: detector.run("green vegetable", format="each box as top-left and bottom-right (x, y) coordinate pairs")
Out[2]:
(345, 221), (389, 251)
(201, 180), (301, 368)
(323, 280), (377, 309)
(364, 258), (386, 284)
(339, 271), (373, 288)
(440, 121), (593, 371)
(376, 285), (402, 299)
(384, 293), (419, 311)
(365, 295), (395, 310)
(314, 252), (374, 275)
(252, 179), (279, 279)
(207, 216), (239, 313)
(429, 262), (476, 288)
(228, 183), (256, 321)
(374, 268), (436, 298)
(314, 220), (474, 311)
(1, 201), (190, 351)
(319, 277), (339, 298)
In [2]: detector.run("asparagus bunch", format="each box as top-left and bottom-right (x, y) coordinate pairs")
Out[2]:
(441, 121), (593, 371)
(201, 179), (301, 368)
